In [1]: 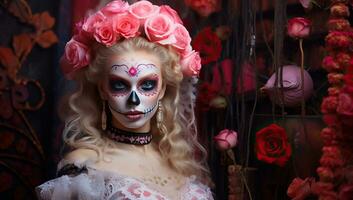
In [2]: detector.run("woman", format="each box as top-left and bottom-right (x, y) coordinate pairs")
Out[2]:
(36, 1), (213, 199)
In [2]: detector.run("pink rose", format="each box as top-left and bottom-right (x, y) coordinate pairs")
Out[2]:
(64, 39), (90, 67)
(213, 129), (238, 150)
(287, 17), (311, 39)
(101, 0), (129, 17)
(171, 24), (191, 53)
(180, 50), (202, 76)
(321, 96), (338, 114)
(94, 20), (117, 47)
(62, 39), (90, 76)
(129, 0), (159, 21)
(113, 13), (140, 39)
(337, 93), (353, 116)
(159, 5), (183, 24)
(82, 11), (106, 33)
(144, 14), (176, 45)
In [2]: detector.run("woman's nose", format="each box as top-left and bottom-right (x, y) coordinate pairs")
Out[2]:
(127, 91), (140, 106)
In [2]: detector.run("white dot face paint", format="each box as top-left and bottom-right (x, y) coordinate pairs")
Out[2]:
(103, 51), (163, 131)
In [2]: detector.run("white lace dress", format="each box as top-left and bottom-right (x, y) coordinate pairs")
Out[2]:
(36, 161), (214, 200)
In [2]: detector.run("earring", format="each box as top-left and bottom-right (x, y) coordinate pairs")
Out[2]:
(101, 101), (107, 130)
(156, 100), (164, 131)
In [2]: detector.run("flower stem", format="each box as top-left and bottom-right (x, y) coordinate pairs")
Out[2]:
(299, 39), (306, 116)
(226, 149), (253, 200)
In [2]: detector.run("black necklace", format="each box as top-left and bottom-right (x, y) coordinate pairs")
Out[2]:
(106, 124), (153, 145)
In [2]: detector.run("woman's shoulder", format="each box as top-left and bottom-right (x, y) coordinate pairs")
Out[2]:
(57, 148), (98, 175)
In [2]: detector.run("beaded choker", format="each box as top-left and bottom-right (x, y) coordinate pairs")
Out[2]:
(106, 124), (153, 145)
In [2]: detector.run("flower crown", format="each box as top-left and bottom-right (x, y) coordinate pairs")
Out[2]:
(61, 0), (202, 79)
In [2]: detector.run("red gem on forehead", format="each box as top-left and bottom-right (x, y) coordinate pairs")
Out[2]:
(128, 66), (138, 76)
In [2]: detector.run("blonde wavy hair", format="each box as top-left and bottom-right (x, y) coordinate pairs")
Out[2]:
(60, 37), (212, 185)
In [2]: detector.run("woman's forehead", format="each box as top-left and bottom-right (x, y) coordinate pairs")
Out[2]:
(108, 50), (161, 67)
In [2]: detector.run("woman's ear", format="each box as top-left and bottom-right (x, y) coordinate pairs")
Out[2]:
(158, 83), (167, 100)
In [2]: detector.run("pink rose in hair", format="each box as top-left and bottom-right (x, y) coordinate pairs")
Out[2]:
(129, 0), (159, 21)
(101, 0), (129, 17)
(172, 24), (191, 53)
(94, 20), (118, 47)
(113, 14), (140, 39)
(145, 14), (176, 45)
(180, 50), (202, 76)
(82, 11), (106, 33)
(159, 5), (183, 24)
(63, 39), (90, 72)
(213, 129), (237, 150)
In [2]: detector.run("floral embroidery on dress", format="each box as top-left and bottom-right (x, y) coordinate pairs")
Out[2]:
(36, 164), (214, 200)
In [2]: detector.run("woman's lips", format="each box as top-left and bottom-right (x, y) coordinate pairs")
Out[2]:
(124, 111), (143, 120)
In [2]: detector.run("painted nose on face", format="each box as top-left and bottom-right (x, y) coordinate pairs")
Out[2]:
(128, 91), (140, 106)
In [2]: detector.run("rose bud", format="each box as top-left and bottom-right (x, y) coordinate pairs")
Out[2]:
(213, 129), (237, 151)
(209, 96), (227, 109)
(287, 17), (311, 39)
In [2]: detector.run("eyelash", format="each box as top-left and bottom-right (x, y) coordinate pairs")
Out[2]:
(108, 78), (158, 95)
(109, 80), (129, 92)
(139, 80), (157, 91)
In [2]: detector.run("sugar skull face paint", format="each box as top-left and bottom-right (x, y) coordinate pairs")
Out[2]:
(102, 51), (164, 131)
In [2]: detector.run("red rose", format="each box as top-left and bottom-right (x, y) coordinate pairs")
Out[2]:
(287, 17), (311, 39)
(326, 31), (353, 48)
(330, 3), (350, 18)
(328, 87), (341, 96)
(336, 52), (351, 68)
(322, 56), (341, 72)
(327, 18), (351, 31)
(337, 93), (353, 116)
(320, 127), (337, 145)
(320, 146), (344, 168)
(184, 0), (221, 17)
(327, 73), (344, 85)
(192, 27), (222, 65)
(255, 124), (292, 167)
(321, 96), (338, 114)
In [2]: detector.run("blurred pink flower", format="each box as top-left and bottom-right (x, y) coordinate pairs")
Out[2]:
(184, 0), (221, 17)
(214, 129), (237, 150)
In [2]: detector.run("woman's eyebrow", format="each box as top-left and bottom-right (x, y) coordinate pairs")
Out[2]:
(108, 74), (130, 83)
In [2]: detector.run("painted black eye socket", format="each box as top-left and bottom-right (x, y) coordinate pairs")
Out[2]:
(109, 80), (128, 92)
(140, 80), (157, 91)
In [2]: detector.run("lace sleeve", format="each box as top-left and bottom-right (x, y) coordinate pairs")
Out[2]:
(36, 172), (105, 200)
(36, 159), (102, 200)
(182, 176), (214, 200)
